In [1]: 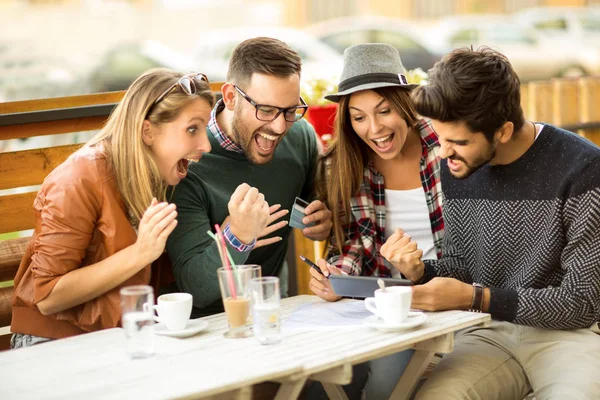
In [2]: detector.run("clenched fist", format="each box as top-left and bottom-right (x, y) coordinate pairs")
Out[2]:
(380, 228), (425, 282)
(227, 183), (270, 245)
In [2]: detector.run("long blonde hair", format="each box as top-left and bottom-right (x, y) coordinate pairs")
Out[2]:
(316, 86), (418, 252)
(87, 68), (214, 226)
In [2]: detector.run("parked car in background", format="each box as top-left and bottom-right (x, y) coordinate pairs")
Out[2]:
(514, 6), (600, 49)
(191, 27), (343, 83)
(87, 40), (194, 93)
(424, 14), (600, 82)
(306, 16), (443, 72)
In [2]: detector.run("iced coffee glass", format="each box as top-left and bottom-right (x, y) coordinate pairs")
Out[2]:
(237, 264), (261, 327)
(217, 267), (253, 338)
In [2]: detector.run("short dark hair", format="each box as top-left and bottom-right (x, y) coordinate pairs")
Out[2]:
(412, 47), (525, 141)
(227, 37), (302, 87)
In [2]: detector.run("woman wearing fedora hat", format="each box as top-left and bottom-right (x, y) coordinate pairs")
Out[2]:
(308, 43), (445, 399)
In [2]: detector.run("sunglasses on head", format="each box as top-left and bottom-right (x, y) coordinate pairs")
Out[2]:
(147, 72), (209, 116)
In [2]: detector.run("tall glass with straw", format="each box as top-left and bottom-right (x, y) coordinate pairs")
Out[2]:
(213, 224), (253, 338)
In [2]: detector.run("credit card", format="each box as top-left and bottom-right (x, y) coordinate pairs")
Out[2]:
(289, 197), (315, 229)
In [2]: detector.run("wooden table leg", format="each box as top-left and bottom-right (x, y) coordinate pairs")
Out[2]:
(389, 333), (454, 400)
(322, 382), (350, 400)
(273, 376), (308, 400)
(389, 350), (434, 400)
(312, 364), (353, 400)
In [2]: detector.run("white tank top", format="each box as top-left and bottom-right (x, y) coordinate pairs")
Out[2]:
(385, 187), (437, 278)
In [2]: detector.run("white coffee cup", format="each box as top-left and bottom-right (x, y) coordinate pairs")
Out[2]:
(365, 286), (412, 325)
(153, 293), (193, 331)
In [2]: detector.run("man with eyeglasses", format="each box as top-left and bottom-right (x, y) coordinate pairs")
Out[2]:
(165, 37), (332, 317)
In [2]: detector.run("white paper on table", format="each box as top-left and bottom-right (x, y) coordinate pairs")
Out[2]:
(283, 300), (371, 331)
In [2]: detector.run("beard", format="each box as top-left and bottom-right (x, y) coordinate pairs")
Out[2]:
(230, 104), (279, 165)
(449, 143), (496, 180)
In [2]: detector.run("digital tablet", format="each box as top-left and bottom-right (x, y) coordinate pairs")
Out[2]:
(329, 275), (413, 299)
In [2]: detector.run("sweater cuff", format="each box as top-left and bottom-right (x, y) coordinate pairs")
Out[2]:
(223, 224), (256, 253)
(418, 261), (437, 284)
(488, 287), (518, 321)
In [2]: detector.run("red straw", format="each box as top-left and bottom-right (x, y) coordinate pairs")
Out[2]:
(215, 224), (237, 299)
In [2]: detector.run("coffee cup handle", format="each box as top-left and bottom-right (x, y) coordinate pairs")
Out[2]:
(145, 303), (162, 324)
(365, 297), (380, 318)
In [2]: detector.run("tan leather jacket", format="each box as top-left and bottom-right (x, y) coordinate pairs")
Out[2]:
(11, 144), (150, 339)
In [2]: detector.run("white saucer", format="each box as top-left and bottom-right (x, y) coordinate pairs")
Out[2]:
(154, 319), (209, 338)
(363, 312), (427, 332)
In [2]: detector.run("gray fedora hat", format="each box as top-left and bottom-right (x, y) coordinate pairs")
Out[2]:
(325, 43), (418, 103)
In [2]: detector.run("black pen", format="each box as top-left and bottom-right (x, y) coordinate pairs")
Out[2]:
(299, 255), (329, 279)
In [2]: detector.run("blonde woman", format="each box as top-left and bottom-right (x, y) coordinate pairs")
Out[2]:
(10, 69), (215, 348)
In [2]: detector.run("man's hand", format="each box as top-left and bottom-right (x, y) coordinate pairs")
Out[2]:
(301, 200), (333, 241)
(411, 277), (473, 311)
(380, 228), (424, 282)
(255, 204), (289, 248)
(222, 204), (289, 249)
(308, 258), (342, 302)
(227, 183), (270, 245)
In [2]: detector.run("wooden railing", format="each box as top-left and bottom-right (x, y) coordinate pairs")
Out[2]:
(521, 77), (600, 145)
(1, 76), (600, 350)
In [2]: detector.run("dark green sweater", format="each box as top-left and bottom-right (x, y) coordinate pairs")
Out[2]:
(166, 117), (318, 315)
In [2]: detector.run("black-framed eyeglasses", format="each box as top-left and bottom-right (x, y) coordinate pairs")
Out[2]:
(234, 85), (308, 122)
(148, 72), (209, 115)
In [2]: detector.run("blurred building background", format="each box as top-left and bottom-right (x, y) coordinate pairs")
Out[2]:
(1, 0), (599, 218)
(0, 0), (599, 103)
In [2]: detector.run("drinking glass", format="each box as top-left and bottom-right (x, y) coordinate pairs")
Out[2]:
(217, 267), (253, 338)
(120, 285), (155, 359)
(238, 264), (261, 280)
(238, 264), (261, 327)
(250, 277), (281, 345)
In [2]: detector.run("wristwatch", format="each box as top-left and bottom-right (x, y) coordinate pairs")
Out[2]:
(469, 283), (485, 312)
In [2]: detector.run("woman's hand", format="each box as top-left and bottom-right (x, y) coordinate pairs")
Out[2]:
(380, 228), (425, 282)
(134, 198), (178, 265)
(309, 258), (343, 302)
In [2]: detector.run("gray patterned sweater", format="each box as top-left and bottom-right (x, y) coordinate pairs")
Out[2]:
(423, 125), (600, 330)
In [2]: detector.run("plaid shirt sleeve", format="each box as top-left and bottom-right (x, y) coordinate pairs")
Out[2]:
(326, 234), (364, 276)
(326, 213), (365, 276)
(223, 223), (256, 253)
(326, 168), (380, 277)
(327, 246), (363, 276)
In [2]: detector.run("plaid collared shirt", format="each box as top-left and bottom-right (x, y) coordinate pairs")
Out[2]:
(208, 100), (254, 252)
(209, 99), (243, 153)
(327, 118), (444, 277)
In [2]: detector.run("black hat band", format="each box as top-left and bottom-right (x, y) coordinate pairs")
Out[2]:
(338, 73), (408, 92)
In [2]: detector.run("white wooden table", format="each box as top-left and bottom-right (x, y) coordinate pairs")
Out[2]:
(0, 295), (490, 400)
